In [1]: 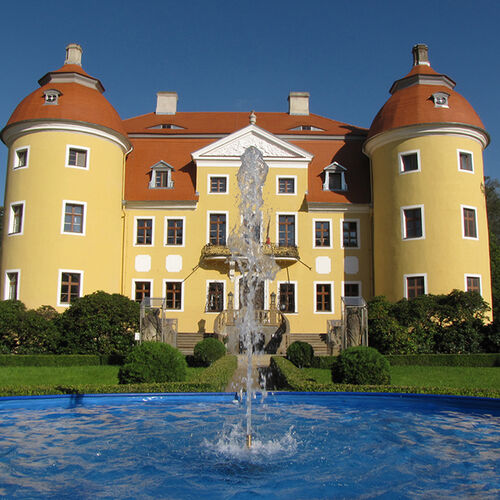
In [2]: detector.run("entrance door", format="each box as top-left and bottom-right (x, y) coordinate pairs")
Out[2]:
(239, 277), (265, 310)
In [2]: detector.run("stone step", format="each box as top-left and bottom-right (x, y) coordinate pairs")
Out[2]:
(289, 333), (329, 356)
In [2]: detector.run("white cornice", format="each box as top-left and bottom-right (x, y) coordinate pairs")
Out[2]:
(363, 123), (489, 155)
(307, 202), (372, 213)
(124, 200), (198, 210)
(2, 119), (132, 152)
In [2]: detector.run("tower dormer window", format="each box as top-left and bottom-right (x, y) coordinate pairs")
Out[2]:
(149, 161), (174, 189)
(323, 162), (347, 192)
(432, 92), (450, 108)
(43, 89), (62, 105)
(289, 125), (325, 131)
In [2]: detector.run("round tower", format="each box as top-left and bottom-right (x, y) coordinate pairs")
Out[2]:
(364, 44), (492, 309)
(0, 44), (131, 309)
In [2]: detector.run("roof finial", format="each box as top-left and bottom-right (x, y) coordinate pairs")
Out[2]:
(249, 111), (256, 125)
(65, 43), (83, 66)
(412, 44), (430, 66)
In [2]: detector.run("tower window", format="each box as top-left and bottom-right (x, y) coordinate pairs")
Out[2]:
(315, 283), (333, 312)
(165, 281), (182, 310)
(462, 206), (478, 239)
(59, 271), (82, 305)
(9, 202), (25, 235)
(406, 275), (426, 299)
(278, 214), (296, 246)
(166, 218), (184, 246)
(134, 281), (152, 303)
(314, 220), (331, 248)
(278, 177), (295, 194)
(206, 282), (224, 312)
(14, 147), (29, 169)
(458, 151), (473, 172)
(63, 202), (85, 234)
(343, 282), (361, 297)
(209, 176), (228, 193)
(466, 276), (481, 294)
(209, 213), (227, 245)
(279, 282), (296, 313)
(402, 206), (424, 239)
(342, 220), (360, 248)
(67, 146), (89, 169)
(5, 271), (19, 300)
(399, 151), (420, 173)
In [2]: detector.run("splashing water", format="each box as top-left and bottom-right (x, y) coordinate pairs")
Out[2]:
(227, 146), (279, 447)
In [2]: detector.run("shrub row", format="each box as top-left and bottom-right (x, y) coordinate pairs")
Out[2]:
(385, 353), (500, 367)
(0, 355), (238, 397)
(270, 356), (500, 398)
(0, 354), (125, 366)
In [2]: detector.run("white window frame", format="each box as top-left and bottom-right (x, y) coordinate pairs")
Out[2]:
(13, 145), (30, 170)
(276, 175), (297, 195)
(66, 145), (90, 170)
(207, 174), (229, 194)
(277, 280), (298, 314)
(205, 280), (226, 313)
(164, 216), (185, 247)
(461, 205), (479, 240)
(207, 211), (229, 245)
(340, 218), (360, 249)
(457, 149), (474, 173)
(342, 281), (362, 298)
(4, 269), (21, 300)
(401, 205), (425, 240)
(313, 218), (332, 249)
(399, 150), (421, 174)
(8, 201), (25, 236)
(132, 279), (154, 303)
(61, 200), (87, 236)
(57, 269), (84, 307)
(464, 274), (482, 295)
(314, 281), (334, 314)
(276, 212), (298, 247)
(134, 216), (155, 247)
(403, 273), (427, 299)
(163, 279), (184, 312)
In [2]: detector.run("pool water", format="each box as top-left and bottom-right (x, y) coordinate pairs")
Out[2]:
(0, 392), (499, 499)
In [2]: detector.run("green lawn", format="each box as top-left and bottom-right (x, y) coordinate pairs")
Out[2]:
(0, 366), (205, 387)
(302, 366), (500, 390)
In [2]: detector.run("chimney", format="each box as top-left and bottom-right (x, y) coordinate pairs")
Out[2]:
(288, 91), (310, 115)
(156, 91), (178, 115)
(412, 44), (430, 66)
(65, 43), (83, 66)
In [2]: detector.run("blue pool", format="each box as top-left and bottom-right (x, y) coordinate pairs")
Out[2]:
(0, 392), (499, 499)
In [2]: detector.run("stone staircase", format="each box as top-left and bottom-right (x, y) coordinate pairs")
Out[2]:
(289, 333), (330, 356)
(176, 333), (205, 355)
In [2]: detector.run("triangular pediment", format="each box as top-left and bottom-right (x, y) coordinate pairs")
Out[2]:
(192, 125), (313, 161)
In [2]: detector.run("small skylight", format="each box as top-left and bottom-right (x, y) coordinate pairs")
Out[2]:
(288, 125), (325, 131)
(148, 123), (185, 130)
(431, 92), (450, 108)
(43, 89), (62, 105)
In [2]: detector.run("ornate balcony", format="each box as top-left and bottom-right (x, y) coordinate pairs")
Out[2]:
(201, 243), (299, 262)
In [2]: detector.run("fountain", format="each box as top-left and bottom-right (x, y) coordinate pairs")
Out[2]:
(227, 146), (279, 448)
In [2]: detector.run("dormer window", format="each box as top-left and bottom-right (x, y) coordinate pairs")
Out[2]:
(148, 123), (185, 130)
(43, 89), (62, 105)
(149, 161), (174, 189)
(432, 92), (449, 108)
(323, 162), (347, 192)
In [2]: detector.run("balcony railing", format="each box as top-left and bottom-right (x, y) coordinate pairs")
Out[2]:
(201, 243), (299, 261)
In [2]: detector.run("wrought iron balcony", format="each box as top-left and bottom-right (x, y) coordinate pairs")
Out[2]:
(201, 243), (299, 262)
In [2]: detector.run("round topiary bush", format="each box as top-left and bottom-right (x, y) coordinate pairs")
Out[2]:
(287, 341), (314, 368)
(193, 337), (226, 366)
(331, 346), (390, 385)
(118, 341), (187, 384)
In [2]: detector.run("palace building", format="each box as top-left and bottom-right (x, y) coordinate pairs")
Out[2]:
(0, 44), (491, 353)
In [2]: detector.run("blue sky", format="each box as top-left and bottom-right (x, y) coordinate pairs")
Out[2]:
(1, 0), (499, 201)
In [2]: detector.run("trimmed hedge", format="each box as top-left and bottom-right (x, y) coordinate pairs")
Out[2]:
(0, 354), (125, 367)
(193, 338), (226, 366)
(287, 341), (314, 368)
(385, 353), (500, 367)
(0, 355), (238, 397)
(270, 356), (500, 398)
(331, 347), (390, 385)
